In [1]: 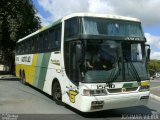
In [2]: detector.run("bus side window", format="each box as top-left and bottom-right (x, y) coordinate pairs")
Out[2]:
(43, 32), (49, 51)
(49, 29), (55, 50)
(26, 39), (30, 54)
(31, 38), (34, 53)
(65, 17), (78, 39)
(34, 37), (38, 53)
(38, 34), (43, 53)
(21, 42), (24, 54)
(55, 25), (61, 50)
(27, 38), (32, 54)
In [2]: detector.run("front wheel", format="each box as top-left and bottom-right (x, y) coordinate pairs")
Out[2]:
(52, 81), (62, 103)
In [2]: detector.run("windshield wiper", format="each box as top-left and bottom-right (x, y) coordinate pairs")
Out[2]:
(128, 61), (141, 84)
(107, 57), (121, 84)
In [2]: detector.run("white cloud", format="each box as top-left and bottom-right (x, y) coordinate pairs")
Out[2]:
(38, 0), (89, 25)
(37, 0), (160, 27)
(36, 13), (51, 26)
(108, 0), (160, 26)
(145, 33), (160, 49)
(88, 0), (115, 14)
(145, 33), (160, 60)
(36, 0), (160, 60)
(150, 52), (160, 60)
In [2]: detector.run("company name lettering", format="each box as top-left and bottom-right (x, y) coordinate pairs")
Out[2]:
(21, 56), (31, 63)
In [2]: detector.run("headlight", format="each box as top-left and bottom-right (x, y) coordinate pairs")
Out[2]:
(139, 81), (150, 92)
(83, 89), (107, 96)
(139, 86), (150, 92)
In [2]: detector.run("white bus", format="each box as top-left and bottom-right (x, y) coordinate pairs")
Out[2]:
(15, 13), (150, 112)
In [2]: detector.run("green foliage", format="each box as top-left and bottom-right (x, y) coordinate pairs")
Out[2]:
(0, 0), (41, 51)
(0, 0), (41, 73)
(148, 60), (160, 76)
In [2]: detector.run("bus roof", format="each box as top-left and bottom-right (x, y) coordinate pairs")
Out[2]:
(63, 13), (140, 22)
(17, 13), (140, 43)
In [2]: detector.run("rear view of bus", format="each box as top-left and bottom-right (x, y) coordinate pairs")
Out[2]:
(63, 13), (150, 112)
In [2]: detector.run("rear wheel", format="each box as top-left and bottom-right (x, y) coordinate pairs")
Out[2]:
(20, 71), (26, 85)
(52, 81), (62, 103)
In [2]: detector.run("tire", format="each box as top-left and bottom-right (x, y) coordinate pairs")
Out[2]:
(52, 81), (62, 103)
(20, 71), (23, 83)
(20, 71), (26, 85)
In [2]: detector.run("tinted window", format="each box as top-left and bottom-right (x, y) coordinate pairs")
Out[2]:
(49, 24), (62, 50)
(82, 17), (144, 37)
(38, 34), (43, 52)
(55, 26), (61, 49)
(34, 37), (38, 52)
(49, 29), (55, 49)
(31, 38), (34, 53)
(43, 32), (49, 50)
(65, 17), (78, 39)
(16, 23), (62, 54)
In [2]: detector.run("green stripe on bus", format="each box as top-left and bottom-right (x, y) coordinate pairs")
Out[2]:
(33, 53), (51, 90)
(38, 53), (51, 90)
(33, 53), (43, 87)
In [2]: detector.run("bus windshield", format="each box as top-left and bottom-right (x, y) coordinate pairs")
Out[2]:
(81, 17), (144, 37)
(83, 40), (148, 83)
(64, 16), (148, 83)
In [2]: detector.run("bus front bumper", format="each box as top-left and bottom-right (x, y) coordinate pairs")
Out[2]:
(79, 91), (150, 112)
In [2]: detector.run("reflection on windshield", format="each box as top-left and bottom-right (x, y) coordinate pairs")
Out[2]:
(82, 17), (144, 37)
(83, 41), (149, 83)
(122, 42), (148, 81)
(84, 40), (122, 83)
(122, 42), (143, 62)
(85, 41), (119, 71)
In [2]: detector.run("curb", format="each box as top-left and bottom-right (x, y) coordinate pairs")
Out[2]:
(0, 76), (18, 80)
(150, 94), (160, 102)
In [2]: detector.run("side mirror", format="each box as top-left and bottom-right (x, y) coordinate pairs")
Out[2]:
(75, 43), (82, 62)
(145, 44), (151, 61)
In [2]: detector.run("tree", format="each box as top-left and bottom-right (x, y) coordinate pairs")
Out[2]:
(148, 60), (160, 76)
(0, 0), (41, 73)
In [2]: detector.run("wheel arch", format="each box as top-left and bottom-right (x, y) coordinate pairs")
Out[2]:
(51, 78), (60, 95)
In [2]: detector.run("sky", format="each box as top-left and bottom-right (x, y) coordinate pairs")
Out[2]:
(32, 0), (160, 60)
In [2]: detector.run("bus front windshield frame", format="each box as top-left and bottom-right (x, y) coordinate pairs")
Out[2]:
(82, 40), (149, 83)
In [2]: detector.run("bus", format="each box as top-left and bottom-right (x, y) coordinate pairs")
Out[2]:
(15, 13), (150, 112)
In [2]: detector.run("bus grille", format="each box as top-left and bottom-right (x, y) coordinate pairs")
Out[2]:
(107, 87), (138, 93)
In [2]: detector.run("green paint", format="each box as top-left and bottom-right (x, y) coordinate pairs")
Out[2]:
(33, 53), (44, 87)
(123, 83), (133, 88)
(33, 53), (51, 90)
(132, 82), (139, 87)
(37, 53), (51, 90)
(34, 66), (41, 87)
